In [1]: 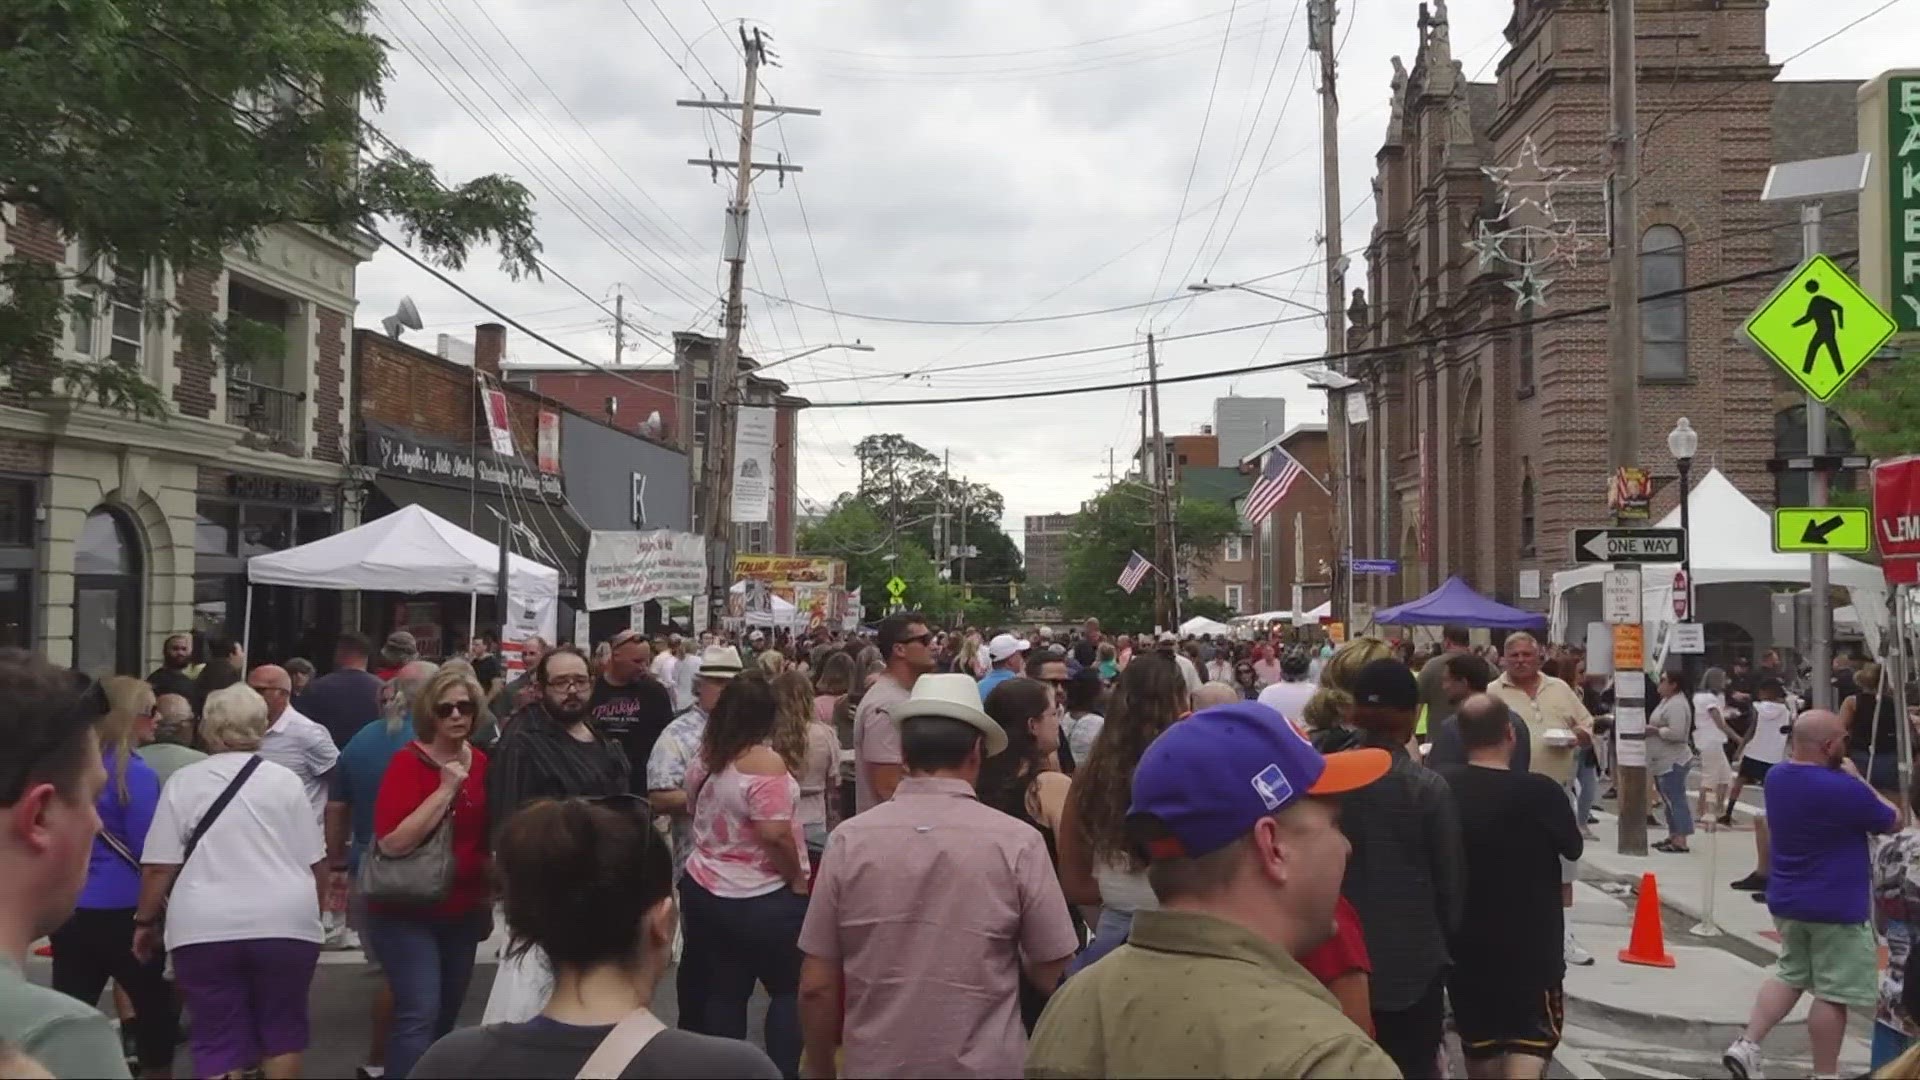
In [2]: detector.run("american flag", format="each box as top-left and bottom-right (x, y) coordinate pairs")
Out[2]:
(1243, 447), (1311, 524)
(1117, 550), (1153, 594)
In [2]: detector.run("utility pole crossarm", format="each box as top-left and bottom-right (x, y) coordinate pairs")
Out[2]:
(686, 159), (805, 174)
(676, 99), (823, 117)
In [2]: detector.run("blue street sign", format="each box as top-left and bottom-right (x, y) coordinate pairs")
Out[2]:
(1349, 558), (1399, 575)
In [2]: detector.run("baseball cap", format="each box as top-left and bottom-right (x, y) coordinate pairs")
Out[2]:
(1351, 657), (1420, 710)
(1128, 702), (1389, 860)
(987, 633), (1030, 662)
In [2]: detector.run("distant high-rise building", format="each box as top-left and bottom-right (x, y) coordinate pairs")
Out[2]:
(1022, 512), (1079, 589)
(1212, 397), (1288, 468)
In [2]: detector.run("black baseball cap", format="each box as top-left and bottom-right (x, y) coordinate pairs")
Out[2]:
(1352, 658), (1420, 710)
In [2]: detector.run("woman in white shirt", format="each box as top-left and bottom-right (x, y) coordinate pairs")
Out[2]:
(132, 684), (326, 1080)
(1691, 666), (1741, 827)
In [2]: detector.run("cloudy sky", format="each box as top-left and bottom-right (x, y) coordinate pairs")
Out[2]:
(356, 0), (1913, 544)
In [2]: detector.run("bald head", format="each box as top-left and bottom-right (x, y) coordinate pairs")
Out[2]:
(246, 663), (292, 721)
(154, 693), (194, 745)
(1193, 683), (1240, 710)
(1791, 709), (1846, 767)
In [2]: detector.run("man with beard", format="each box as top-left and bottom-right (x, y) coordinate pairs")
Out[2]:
(588, 629), (676, 795)
(147, 633), (196, 705)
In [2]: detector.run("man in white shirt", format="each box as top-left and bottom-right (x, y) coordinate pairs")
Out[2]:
(1728, 676), (1795, 895)
(671, 637), (701, 711)
(650, 634), (680, 690)
(1156, 632), (1203, 700)
(1257, 650), (1318, 723)
(249, 665), (339, 824)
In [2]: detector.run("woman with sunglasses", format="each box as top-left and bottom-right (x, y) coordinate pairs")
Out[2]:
(364, 667), (493, 1079)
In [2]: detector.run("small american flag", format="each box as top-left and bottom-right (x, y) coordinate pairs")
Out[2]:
(1117, 550), (1153, 594)
(1243, 447), (1312, 524)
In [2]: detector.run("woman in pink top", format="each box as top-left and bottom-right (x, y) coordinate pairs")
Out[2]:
(680, 671), (811, 1078)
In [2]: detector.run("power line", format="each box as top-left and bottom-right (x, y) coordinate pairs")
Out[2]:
(749, 287), (1207, 326)
(809, 5), (1250, 61)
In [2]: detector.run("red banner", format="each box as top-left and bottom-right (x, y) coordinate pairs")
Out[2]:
(1874, 455), (1920, 584)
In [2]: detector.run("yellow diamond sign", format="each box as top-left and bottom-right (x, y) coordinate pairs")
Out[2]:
(1744, 254), (1897, 402)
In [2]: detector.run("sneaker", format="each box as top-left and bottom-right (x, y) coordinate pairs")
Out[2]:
(1729, 873), (1768, 892)
(1564, 930), (1595, 967)
(355, 1068), (386, 1080)
(1723, 1036), (1763, 1079)
(1717, 810), (1735, 827)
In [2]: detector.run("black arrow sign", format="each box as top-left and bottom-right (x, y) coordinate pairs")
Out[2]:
(1800, 515), (1845, 547)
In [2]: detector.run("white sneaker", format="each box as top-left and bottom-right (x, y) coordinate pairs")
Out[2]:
(1564, 929), (1595, 966)
(1723, 1037), (1763, 1079)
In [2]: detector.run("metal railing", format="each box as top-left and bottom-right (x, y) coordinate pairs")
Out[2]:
(226, 376), (306, 451)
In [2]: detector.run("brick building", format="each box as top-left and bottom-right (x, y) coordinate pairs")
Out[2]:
(1176, 467), (1253, 614)
(1021, 512), (1078, 590)
(507, 330), (805, 554)
(0, 206), (371, 672)
(1344, 0), (1861, 622)
(1136, 431), (1219, 488)
(1243, 426), (1336, 618)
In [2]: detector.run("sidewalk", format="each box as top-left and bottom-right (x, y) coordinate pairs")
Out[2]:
(1580, 803), (1779, 957)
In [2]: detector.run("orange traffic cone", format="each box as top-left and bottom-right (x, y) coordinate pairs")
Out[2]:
(1618, 872), (1677, 968)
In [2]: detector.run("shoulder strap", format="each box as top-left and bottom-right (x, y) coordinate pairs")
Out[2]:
(575, 1009), (667, 1080)
(183, 756), (263, 866)
(99, 827), (140, 872)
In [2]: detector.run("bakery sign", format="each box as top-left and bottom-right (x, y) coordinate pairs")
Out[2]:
(364, 423), (563, 501)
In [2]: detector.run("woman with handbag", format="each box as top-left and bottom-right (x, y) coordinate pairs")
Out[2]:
(132, 684), (326, 1080)
(363, 666), (492, 1079)
(51, 676), (175, 1078)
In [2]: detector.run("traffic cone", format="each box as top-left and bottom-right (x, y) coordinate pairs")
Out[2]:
(1618, 872), (1677, 968)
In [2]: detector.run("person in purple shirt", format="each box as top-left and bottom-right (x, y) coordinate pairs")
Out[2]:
(296, 632), (386, 749)
(49, 677), (177, 1076)
(1725, 710), (1901, 1080)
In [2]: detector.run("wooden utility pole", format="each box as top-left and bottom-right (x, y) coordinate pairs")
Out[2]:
(1310, 0), (1350, 629)
(1146, 332), (1173, 631)
(1606, 0), (1648, 857)
(612, 289), (625, 365)
(680, 28), (816, 629)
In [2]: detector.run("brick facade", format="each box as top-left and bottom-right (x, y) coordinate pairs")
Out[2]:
(170, 266), (219, 419)
(312, 307), (346, 463)
(1350, 0), (1857, 617)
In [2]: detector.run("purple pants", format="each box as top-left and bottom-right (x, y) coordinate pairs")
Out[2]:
(171, 937), (320, 1077)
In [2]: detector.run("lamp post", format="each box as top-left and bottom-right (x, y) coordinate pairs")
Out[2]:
(1667, 418), (1698, 670)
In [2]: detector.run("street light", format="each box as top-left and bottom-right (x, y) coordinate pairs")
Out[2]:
(1668, 417), (1699, 665)
(1186, 280), (1328, 319)
(751, 340), (876, 374)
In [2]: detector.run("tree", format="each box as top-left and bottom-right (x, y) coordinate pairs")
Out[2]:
(1060, 485), (1240, 629)
(2, 0), (541, 413)
(1838, 347), (1920, 456)
(797, 497), (962, 622)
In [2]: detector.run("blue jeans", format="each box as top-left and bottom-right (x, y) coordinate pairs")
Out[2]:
(1067, 908), (1134, 977)
(1656, 763), (1694, 838)
(678, 877), (806, 1078)
(1874, 1020), (1912, 1070)
(365, 908), (488, 1079)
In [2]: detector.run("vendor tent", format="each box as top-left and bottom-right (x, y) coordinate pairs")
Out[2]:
(729, 582), (805, 629)
(248, 504), (561, 597)
(1549, 468), (1888, 652)
(1179, 616), (1234, 637)
(1374, 575), (1547, 629)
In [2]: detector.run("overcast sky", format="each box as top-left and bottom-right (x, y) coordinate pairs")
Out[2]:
(356, 0), (1914, 545)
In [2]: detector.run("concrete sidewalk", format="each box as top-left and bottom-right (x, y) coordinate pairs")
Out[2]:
(1581, 803), (1780, 956)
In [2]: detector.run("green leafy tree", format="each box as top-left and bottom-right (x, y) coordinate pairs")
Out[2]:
(1, 0), (541, 413)
(797, 497), (962, 621)
(1183, 595), (1236, 623)
(1061, 486), (1240, 629)
(1837, 347), (1920, 456)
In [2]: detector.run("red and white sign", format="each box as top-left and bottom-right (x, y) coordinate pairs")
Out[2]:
(481, 387), (515, 457)
(536, 410), (561, 474)
(1874, 455), (1920, 583)
(1671, 569), (1689, 620)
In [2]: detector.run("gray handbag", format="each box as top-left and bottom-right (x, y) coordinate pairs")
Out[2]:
(357, 745), (459, 905)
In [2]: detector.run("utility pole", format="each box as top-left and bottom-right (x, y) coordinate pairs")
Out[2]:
(1146, 332), (1173, 632)
(1605, 0), (1648, 857)
(959, 482), (970, 606)
(612, 289), (625, 366)
(680, 27), (817, 629)
(1309, 0), (1350, 632)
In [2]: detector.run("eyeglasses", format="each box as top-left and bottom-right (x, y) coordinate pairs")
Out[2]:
(544, 675), (593, 691)
(899, 633), (933, 648)
(433, 700), (478, 719)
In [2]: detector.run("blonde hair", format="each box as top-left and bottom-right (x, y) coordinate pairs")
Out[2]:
(201, 684), (270, 752)
(1301, 636), (1396, 730)
(412, 667), (489, 743)
(769, 671), (813, 776)
(100, 676), (153, 804)
(757, 649), (788, 678)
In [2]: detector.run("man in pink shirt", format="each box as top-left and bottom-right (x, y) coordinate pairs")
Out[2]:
(799, 673), (1079, 1078)
(850, 611), (935, 813)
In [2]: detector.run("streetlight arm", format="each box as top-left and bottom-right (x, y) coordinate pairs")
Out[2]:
(1187, 281), (1328, 319)
(750, 341), (876, 374)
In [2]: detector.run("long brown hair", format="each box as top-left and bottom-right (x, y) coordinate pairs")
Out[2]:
(769, 671), (814, 776)
(978, 678), (1053, 819)
(1301, 637), (1394, 731)
(700, 671), (779, 773)
(1070, 654), (1189, 867)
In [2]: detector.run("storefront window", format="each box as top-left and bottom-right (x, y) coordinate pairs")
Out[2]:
(239, 505), (293, 557)
(196, 503), (237, 556)
(74, 506), (141, 677)
(297, 510), (333, 544)
(0, 573), (28, 649)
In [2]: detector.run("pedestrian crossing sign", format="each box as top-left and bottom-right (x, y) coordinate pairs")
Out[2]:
(1744, 254), (1896, 402)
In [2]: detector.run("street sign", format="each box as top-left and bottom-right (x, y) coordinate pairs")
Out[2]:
(1350, 558), (1399, 575)
(885, 575), (907, 601)
(1603, 568), (1642, 625)
(1670, 622), (1706, 655)
(1744, 253), (1897, 402)
(1571, 528), (1687, 564)
(1671, 570), (1689, 621)
(1771, 506), (1872, 553)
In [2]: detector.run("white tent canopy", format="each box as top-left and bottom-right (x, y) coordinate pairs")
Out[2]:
(1180, 616), (1234, 637)
(248, 504), (561, 598)
(1550, 468), (1887, 652)
(730, 582), (804, 629)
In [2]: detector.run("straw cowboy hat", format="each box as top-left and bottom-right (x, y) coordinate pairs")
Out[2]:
(893, 673), (1009, 757)
(697, 644), (744, 680)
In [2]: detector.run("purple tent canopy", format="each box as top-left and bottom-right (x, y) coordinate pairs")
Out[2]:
(1372, 575), (1547, 630)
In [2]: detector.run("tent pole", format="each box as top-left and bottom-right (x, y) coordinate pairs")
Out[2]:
(469, 591), (478, 644)
(242, 586), (254, 661)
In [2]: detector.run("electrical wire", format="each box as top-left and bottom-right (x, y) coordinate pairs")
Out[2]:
(809, 5), (1251, 62)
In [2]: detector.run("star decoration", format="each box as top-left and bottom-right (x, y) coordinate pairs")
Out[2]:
(1471, 137), (1590, 310)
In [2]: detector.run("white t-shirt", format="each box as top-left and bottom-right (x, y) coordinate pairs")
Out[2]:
(1258, 680), (1319, 725)
(258, 706), (338, 824)
(1173, 654), (1203, 696)
(143, 754), (326, 950)
(1061, 713), (1105, 766)
(1745, 701), (1792, 764)
(1692, 691), (1728, 750)
(672, 653), (701, 711)
(652, 652), (679, 688)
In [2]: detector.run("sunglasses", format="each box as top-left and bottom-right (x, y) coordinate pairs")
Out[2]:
(899, 633), (933, 647)
(433, 699), (478, 719)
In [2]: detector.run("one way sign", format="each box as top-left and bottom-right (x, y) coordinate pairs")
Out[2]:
(1570, 527), (1688, 564)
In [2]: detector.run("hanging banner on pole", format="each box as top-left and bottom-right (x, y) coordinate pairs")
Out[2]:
(500, 591), (559, 672)
(583, 530), (709, 611)
(731, 407), (775, 524)
(481, 387), (517, 457)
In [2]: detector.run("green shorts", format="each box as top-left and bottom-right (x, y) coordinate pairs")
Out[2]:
(1773, 917), (1877, 1008)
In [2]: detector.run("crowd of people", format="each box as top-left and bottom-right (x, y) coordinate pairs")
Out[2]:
(1, 612), (1917, 1079)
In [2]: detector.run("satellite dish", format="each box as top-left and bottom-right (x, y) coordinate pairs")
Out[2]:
(381, 296), (422, 339)
(639, 410), (662, 438)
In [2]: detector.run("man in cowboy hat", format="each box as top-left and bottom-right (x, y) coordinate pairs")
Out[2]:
(798, 673), (1079, 1079)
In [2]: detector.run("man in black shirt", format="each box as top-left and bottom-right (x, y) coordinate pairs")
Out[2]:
(589, 628), (676, 794)
(146, 632), (197, 705)
(295, 632), (384, 748)
(1437, 693), (1583, 1080)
